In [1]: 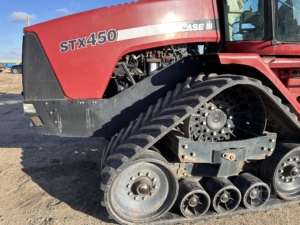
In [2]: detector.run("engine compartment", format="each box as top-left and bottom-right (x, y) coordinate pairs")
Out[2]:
(103, 44), (200, 98)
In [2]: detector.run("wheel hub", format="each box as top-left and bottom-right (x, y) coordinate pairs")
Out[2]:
(132, 177), (153, 196)
(188, 196), (199, 207)
(220, 192), (230, 203)
(283, 165), (300, 179)
(249, 189), (259, 199)
(206, 109), (227, 130)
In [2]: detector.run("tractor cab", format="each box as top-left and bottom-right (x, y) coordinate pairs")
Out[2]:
(222, 0), (300, 53)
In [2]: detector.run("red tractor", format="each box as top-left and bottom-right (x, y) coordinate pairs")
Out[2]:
(22, 0), (300, 224)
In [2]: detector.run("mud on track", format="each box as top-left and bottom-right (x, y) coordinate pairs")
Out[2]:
(0, 70), (299, 225)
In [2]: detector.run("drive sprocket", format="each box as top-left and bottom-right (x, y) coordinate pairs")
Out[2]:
(183, 86), (267, 141)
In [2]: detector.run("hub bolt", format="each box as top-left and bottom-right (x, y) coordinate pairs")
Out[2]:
(138, 172), (143, 176)
(213, 131), (217, 136)
(280, 176), (285, 180)
(227, 124), (231, 128)
(202, 113), (208, 117)
(128, 192), (133, 196)
(288, 158), (292, 162)
(201, 121), (206, 125)
(221, 130), (225, 134)
(182, 155), (187, 159)
(182, 144), (188, 149)
(191, 152), (196, 157)
(134, 196), (139, 200)
(294, 158), (299, 162)
(292, 179), (295, 182)
(229, 116), (233, 119)
(285, 179), (289, 183)
(268, 148), (274, 152)
(261, 147), (267, 151)
(279, 170), (284, 174)
(150, 192), (154, 196)
(205, 129), (210, 132)
(154, 185), (158, 189)
(142, 196), (147, 200)
(127, 184), (132, 188)
(210, 106), (215, 110)
(146, 172), (151, 177)
(269, 139), (275, 143)
(130, 176), (135, 181)
(282, 163), (287, 167)
(152, 177), (156, 181)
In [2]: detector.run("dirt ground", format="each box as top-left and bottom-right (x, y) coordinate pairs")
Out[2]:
(0, 68), (300, 225)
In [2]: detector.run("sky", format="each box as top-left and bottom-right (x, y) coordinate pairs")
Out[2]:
(0, 0), (135, 60)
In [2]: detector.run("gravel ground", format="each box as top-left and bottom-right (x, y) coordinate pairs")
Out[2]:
(0, 69), (299, 225)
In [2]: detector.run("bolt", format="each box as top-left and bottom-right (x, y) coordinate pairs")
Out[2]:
(210, 106), (215, 110)
(201, 121), (206, 125)
(182, 144), (188, 149)
(261, 147), (267, 151)
(227, 124), (231, 128)
(50, 112), (53, 114)
(280, 176), (285, 180)
(221, 130), (225, 134)
(279, 169), (284, 174)
(46, 102), (48, 105)
(213, 131), (217, 136)
(183, 172), (187, 176)
(128, 192), (133, 196)
(126, 184), (132, 188)
(191, 152), (196, 157)
(150, 192), (154, 196)
(229, 116), (233, 119)
(282, 163), (287, 167)
(130, 176), (135, 181)
(154, 185), (158, 189)
(202, 113), (208, 117)
(292, 179), (295, 182)
(134, 196), (139, 200)
(269, 139), (275, 143)
(285, 179), (289, 183)
(294, 158), (299, 162)
(268, 148), (274, 152)
(182, 155), (187, 159)
(55, 121), (57, 123)
(146, 173), (151, 177)
(138, 172), (143, 176)
(205, 129), (210, 132)
(142, 196), (147, 200)
(288, 158), (293, 162)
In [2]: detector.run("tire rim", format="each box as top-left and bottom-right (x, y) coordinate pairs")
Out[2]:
(108, 158), (178, 222)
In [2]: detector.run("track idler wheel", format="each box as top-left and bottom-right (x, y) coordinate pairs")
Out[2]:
(260, 142), (300, 200)
(177, 179), (210, 218)
(205, 178), (241, 213)
(106, 151), (178, 223)
(234, 173), (270, 209)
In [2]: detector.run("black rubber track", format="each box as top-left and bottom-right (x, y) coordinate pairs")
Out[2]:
(100, 74), (300, 224)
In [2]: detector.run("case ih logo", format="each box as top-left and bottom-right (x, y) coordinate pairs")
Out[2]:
(60, 29), (117, 52)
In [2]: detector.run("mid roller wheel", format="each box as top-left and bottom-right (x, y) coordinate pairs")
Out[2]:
(177, 179), (210, 218)
(105, 153), (178, 223)
(260, 142), (300, 200)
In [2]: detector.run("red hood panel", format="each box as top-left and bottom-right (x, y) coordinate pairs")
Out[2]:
(24, 0), (219, 99)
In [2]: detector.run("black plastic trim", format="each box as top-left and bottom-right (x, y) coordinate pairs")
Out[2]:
(22, 33), (65, 100)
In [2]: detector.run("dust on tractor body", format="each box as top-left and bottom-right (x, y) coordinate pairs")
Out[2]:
(21, 0), (300, 224)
